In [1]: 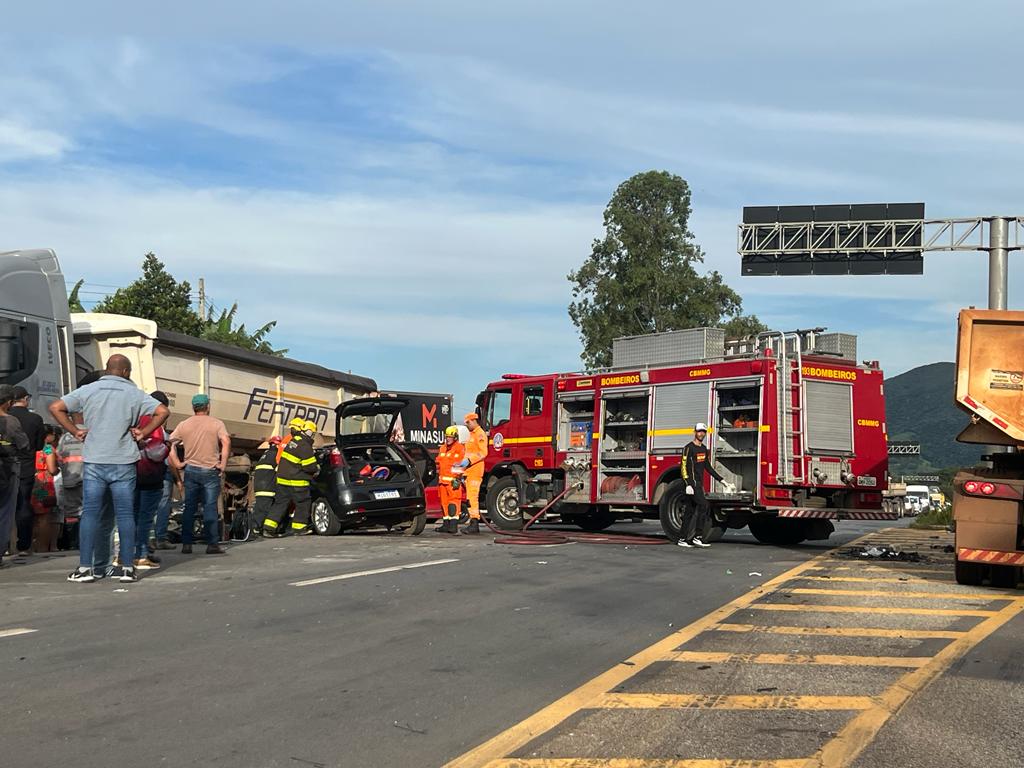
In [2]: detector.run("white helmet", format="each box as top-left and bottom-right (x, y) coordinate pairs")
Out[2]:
(695, 423), (708, 432)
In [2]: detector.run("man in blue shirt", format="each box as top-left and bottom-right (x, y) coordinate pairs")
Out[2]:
(49, 355), (169, 583)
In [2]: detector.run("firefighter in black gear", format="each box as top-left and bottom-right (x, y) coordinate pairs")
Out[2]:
(263, 419), (320, 537)
(678, 423), (733, 549)
(252, 436), (283, 532)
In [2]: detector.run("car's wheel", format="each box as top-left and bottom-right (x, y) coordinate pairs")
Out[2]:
(402, 511), (427, 536)
(658, 479), (687, 541)
(311, 498), (342, 536)
(486, 477), (523, 530)
(990, 564), (1019, 589)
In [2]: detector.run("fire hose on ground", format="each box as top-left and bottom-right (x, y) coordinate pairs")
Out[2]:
(479, 482), (669, 546)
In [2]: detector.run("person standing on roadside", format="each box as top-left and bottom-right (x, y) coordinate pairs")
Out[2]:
(262, 419), (318, 537)
(168, 394), (230, 555)
(133, 391), (171, 570)
(251, 435), (282, 533)
(0, 385), (29, 567)
(9, 386), (45, 557)
(433, 426), (465, 535)
(677, 423), (732, 549)
(50, 355), (169, 583)
(454, 412), (487, 535)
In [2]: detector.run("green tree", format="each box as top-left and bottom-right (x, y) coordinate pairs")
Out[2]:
(202, 304), (287, 356)
(92, 253), (284, 356)
(68, 279), (85, 313)
(568, 171), (765, 368)
(94, 253), (204, 336)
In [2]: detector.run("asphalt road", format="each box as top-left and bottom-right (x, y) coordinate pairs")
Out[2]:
(0, 519), (1020, 768)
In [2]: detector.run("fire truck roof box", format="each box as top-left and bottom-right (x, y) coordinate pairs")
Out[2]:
(612, 327), (725, 369)
(955, 308), (1024, 445)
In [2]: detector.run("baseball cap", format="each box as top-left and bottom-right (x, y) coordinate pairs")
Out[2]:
(11, 386), (29, 400)
(192, 393), (211, 408)
(0, 384), (15, 404)
(695, 423), (708, 432)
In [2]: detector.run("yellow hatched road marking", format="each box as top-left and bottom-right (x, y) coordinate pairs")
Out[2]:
(783, 587), (1019, 602)
(806, 565), (952, 576)
(713, 623), (965, 640)
(746, 603), (997, 617)
(596, 693), (874, 711)
(798, 575), (951, 585)
(813, 599), (1024, 767)
(665, 651), (928, 668)
(443, 547), (841, 768)
(486, 759), (813, 768)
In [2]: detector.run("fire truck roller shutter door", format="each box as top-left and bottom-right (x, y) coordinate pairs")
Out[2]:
(652, 382), (712, 452)
(805, 381), (854, 453)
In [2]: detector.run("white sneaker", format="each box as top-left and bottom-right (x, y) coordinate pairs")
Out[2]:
(677, 539), (693, 548)
(692, 537), (711, 548)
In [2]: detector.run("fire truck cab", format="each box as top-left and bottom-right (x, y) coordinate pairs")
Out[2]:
(474, 328), (893, 545)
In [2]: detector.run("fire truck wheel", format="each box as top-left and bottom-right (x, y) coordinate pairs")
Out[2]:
(747, 515), (807, 546)
(487, 477), (524, 530)
(564, 509), (616, 532)
(954, 558), (983, 586)
(704, 524), (726, 543)
(990, 564), (1018, 588)
(657, 479), (688, 541)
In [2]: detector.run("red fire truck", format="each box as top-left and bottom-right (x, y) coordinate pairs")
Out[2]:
(473, 329), (894, 544)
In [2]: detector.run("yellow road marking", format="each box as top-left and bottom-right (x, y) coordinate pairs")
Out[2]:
(665, 651), (927, 668)
(814, 599), (1024, 767)
(442, 549), (839, 768)
(487, 759), (813, 768)
(713, 623), (965, 640)
(783, 587), (1018, 602)
(798, 575), (951, 585)
(806, 566), (952, 576)
(746, 603), (997, 617)
(596, 693), (874, 711)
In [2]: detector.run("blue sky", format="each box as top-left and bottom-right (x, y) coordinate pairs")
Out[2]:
(1, 2), (1022, 414)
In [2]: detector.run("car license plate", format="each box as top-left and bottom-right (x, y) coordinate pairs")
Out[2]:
(374, 490), (400, 500)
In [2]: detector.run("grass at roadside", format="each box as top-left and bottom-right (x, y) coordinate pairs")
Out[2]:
(911, 507), (953, 529)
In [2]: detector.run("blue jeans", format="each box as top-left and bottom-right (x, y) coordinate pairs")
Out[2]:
(183, 466), (221, 546)
(92, 500), (115, 573)
(79, 463), (136, 571)
(154, 475), (174, 541)
(134, 486), (163, 560)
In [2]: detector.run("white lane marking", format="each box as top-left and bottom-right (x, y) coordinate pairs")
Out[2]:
(0, 628), (38, 639)
(290, 558), (460, 587)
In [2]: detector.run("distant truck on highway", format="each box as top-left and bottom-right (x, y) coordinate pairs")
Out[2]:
(951, 309), (1024, 586)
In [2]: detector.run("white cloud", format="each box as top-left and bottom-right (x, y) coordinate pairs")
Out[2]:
(0, 118), (71, 162)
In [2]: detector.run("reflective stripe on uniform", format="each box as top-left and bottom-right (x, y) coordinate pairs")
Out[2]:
(254, 491), (276, 497)
(280, 451), (302, 464)
(300, 456), (317, 466)
(255, 464), (275, 471)
(276, 478), (310, 487)
(290, 522), (307, 530)
(263, 518), (279, 529)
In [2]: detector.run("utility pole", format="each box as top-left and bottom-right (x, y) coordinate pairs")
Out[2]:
(198, 278), (207, 321)
(988, 217), (1009, 311)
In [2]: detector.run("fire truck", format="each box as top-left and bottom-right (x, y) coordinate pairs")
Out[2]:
(474, 328), (894, 545)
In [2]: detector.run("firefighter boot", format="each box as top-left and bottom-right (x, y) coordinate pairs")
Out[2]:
(461, 519), (481, 535)
(434, 519), (449, 533)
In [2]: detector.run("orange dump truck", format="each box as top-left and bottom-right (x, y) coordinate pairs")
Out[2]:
(952, 309), (1024, 586)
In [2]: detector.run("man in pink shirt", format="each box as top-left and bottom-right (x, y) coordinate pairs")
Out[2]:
(169, 394), (231, 555)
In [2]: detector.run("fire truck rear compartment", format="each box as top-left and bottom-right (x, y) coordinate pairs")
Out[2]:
(599, 390), (649, 502)
(713, 380), (762, 495)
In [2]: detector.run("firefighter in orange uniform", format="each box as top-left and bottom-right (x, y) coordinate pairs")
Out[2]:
(456, 412), (488, 535)
(433, 426), (465, 535)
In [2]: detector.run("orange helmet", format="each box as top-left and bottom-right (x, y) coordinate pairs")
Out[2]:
(464, 412), (479, 422)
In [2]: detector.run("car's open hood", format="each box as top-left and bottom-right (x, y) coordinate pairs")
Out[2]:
(335, 397), (408, 446)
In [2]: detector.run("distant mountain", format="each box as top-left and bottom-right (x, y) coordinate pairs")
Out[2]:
(884, 361), (984, 474)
